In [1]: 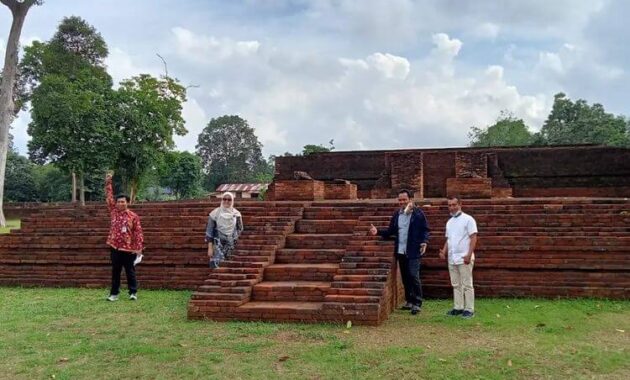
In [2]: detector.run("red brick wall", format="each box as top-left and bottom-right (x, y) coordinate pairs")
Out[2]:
(274, 146), (630, 199)
(446, 178), (493, 198)
(324, 183), (358, 200)
(455, 152), (488, 178)
(389, 153), (423, 198)
(273, 180), (325, 201)
(422, 152), (456, 198)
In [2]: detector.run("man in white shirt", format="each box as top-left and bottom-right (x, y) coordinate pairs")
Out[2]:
(439, 195), (478, 318)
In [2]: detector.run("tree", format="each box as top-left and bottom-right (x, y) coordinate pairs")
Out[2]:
(22, 16), (113, 205)
(157, 151), (203, 199)
(28, 68), (116, 205)
(0, 0), (41, 225)
(32, 164), (71, 202)
(112, 74), (187, 202)
(302, 139), (335, 155)
(540, 93), (630, 147)
(469, 112), (536, 147)
(4, 151), (38, 202)
(196, 115), (267, 190)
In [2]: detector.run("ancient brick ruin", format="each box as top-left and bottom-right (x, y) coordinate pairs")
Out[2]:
(1, 145), (629, 325)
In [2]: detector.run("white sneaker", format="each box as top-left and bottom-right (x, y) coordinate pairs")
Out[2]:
(129, 294), (137, 301)
(107, 294), (119, 302)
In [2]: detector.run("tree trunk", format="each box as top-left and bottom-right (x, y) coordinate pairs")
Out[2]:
(0, 1), (36, 227)
(130, 178), (137, 204)
(71, 171), (77, 203)
(79, 172), (85, 207)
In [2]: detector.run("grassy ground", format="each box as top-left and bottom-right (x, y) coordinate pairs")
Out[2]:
(0, 219), (20, 234)
(0, 288), (627, 380)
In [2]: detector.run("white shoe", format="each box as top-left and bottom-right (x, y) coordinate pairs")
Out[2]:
(129, 294), (137, 301)
(107, 294), (119, 302)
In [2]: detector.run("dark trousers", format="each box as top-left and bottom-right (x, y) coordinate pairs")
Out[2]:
(110, 248), (137, 295)
(397, 254), (423, 307)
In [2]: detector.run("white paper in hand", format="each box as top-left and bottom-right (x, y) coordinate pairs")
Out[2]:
(134, 254), (143, 266)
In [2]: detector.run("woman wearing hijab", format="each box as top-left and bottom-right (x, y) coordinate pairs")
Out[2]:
(206, 192), (244, 269)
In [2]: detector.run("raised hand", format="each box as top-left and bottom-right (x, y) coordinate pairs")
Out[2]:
(369, 224), (377, 236)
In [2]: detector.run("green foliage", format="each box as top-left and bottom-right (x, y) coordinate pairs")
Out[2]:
(157, 151), (203, 199)
(27, 70), (116, 174)
(112, 74), (187, 200)
(469, 112), (536, 147)
(4, 152), (38, 202)
(540, 92), (630, 147)
(22, 16), (115, 205)
(32, 164), (71, 202)
(302, 140), (335, 155)
(196, 115), (267, 190)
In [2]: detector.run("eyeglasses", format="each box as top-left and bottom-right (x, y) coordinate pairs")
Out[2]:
(222, 198), (232, 202)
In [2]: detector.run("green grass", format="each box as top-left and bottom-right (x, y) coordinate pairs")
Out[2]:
(0, 288), (628, 379)
(0, 219), (20, 234)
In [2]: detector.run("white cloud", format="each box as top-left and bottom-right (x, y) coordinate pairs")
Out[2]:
(105, 47), (161, 85)
(171, 27), (260, 63)
(431, 33), (463, 59)
(473, 22), (500, 40)
(366, 53), (410, 79)
(174, 96), (207, 153)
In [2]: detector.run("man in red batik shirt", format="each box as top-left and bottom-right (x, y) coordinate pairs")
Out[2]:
(105, 172), (144, 301)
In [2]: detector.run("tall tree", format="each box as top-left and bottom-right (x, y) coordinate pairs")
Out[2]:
(113, 74), (187, 202)
(0, 0), (41, 225)
(28, 67), (115, 205)
(157, 151), (203, 199)
(22, 16), (113, 205)
(196, 115), (266, 190)
(469, 112), (536, 147)
(540, 93), (630, 147)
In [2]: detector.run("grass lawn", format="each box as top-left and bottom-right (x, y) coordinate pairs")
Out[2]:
(0, 219), (20, 234)
(0, 288), (627, 380)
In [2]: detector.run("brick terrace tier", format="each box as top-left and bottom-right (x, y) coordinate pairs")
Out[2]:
(1, 198), (628, 325)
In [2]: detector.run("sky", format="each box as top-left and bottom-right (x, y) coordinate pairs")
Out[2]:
(2, 0), (629, 157)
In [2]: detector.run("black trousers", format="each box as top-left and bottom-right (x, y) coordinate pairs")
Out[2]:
(110, 248), (138, 295)
(397, 254), (423, 307)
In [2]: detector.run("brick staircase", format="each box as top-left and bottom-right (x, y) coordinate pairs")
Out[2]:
(1, 198), (629, 325)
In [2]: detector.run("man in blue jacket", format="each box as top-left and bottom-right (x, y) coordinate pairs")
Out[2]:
(369, 189), (430, 315)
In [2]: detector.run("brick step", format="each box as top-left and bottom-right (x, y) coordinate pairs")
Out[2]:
(284, 234), (352, 249)
(220, 260), (268, 268)
(190, 291), (248, 301)
(211, 267), (262, 275)
(337, 268), (389, 276)
(252, 281), (330, 301)
(237, 301), (323, 313)
(275, 249), (345, 264)
(204, 278), (258, 287)
(207, 272), (262, 281)
(326, 287), (382, 296)
(264, 263), (339, 281)
(197, 285), (251, 294)
(295, 220), (357, 234)
(332, 274), (388, 282)
(324, 294), (380, 303)
(229, 255), (274, 263)
(339, 262), (392, 269)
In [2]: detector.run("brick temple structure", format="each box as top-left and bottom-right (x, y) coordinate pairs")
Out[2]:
(0, 145), (629, 325)
(268, 145), (630, 200)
